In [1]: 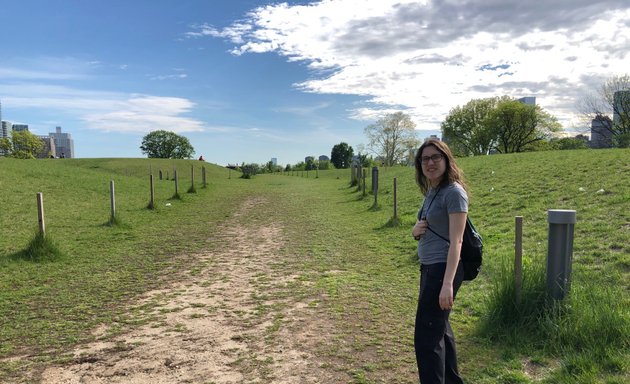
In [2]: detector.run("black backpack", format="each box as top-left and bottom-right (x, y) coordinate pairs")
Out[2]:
(419, 188), (484, 281)
(427, 218), (483, 281)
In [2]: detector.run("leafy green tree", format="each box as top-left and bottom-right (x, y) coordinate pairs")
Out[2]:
(364, 112), (419, 166)
(0, 130), (44, 159)
(318, 160), (332, 170)
(330, 142), (354, 169)
(441, 97), (508, 156)
(140, 130), (194, 159)
(488, 100), (561, 153)
(305, 157), (317, 171)
(239, 163), (260, 178)
(552, 137), (589, 150)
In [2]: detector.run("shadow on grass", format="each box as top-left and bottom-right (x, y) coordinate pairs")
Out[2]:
(102, 215), (131, 229)
(9, 232), (64, 262)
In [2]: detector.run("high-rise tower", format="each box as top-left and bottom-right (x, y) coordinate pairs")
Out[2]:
(49, 126), (75, 158)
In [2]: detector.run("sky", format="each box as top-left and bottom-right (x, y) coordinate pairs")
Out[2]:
(1, 0), (629, 165)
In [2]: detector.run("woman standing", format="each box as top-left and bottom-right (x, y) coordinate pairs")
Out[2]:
(411, 139), (468, 384)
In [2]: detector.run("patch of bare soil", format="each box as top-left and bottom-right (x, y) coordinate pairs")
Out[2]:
(40, 197), (342, 383)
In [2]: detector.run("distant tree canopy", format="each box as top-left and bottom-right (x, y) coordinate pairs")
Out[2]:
(578, 73), (630, 148)
(364, 112), (419, 166)
(140, 130), (195, 159)
(0, 130), (44, 159)
(330, 142), (354, 169)
(442, 97), (561, 155)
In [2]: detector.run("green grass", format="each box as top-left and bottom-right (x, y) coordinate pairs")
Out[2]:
(1, 149), (629, 383)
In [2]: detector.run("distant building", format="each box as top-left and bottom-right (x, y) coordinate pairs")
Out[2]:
(590, 116), (613, 149)
(36, 136), (56, 159)
(12, 124), (29, 132)
(49, 126), (75, 158)
(271, 157), (277, 166)
(518, 97), (536, 105)
(318, 155), (329, 162)
(1, 121), (10, 138)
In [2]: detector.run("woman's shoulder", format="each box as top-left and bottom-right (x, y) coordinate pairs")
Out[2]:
(443, 182), (468, 199)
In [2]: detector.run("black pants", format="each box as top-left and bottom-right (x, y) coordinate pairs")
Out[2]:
(414, 262), (465, 384)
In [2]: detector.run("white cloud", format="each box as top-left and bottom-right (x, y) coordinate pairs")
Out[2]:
(198, 0), (630, 130)
(2, 83), (206, 134)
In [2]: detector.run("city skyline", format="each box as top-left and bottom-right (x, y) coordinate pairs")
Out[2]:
(1, 1), (629, 165)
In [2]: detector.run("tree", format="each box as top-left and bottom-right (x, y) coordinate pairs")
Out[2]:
(364, 112), (420, 166)
(0, 130), (44, 159)
(578, 74), (630, 147)
(441, 97), (508, 156)
(305, 157), (318, 171)
(330, 142), (354, 169)
(488, 100), (561, 153)
(140, 130), (195, 159)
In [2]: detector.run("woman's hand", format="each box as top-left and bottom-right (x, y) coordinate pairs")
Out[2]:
(439, 283), (454, 310)
(412, 219), (428, 240)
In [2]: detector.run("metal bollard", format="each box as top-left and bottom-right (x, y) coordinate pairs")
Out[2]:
(546, 209), (576, 300)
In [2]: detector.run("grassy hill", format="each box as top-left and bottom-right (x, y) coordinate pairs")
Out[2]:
(0, 150), (628, 383)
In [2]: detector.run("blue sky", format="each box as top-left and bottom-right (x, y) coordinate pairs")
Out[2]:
(1, 1), (629, 165)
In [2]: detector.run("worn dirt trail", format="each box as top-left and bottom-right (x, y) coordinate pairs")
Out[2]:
(40, 197), (340, 383)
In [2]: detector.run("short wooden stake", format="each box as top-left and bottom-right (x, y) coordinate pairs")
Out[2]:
(515, 216), (523, 304)
(174, 169), (179, 196)
(149, 174), (155, 209)
(362, 169), (366, 196)
(202, 166), (207, 188)
(110, 180), (116, 220)
(393, 177), (398, 220)
(189, 165), (196, 193)
(36, 192), (45, 235)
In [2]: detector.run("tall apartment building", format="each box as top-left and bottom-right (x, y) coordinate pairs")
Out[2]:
(49, 126), (75, 158)
(37, 136), (56, 158)
(12, 124), (29, 132)
(517, 96), (536, 105)
(590, 116), (613, 148)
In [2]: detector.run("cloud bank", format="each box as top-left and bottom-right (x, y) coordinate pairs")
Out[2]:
(191, 0), (630, 129)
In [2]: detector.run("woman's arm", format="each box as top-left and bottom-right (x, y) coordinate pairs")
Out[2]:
(439, 211), (467, 310)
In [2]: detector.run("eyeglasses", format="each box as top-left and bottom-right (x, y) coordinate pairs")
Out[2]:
(421, 153), (444, 164)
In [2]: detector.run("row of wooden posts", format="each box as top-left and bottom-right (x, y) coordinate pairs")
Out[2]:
(36, 165), (208, 236)
(33, 163), (531, 302)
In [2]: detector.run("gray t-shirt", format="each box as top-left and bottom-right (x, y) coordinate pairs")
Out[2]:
(417, 182), (468, 265)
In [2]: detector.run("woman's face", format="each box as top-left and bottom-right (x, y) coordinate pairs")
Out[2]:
(421, 145), (446, 186)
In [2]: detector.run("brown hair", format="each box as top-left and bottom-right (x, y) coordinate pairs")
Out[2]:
(414, 139), (468, 195)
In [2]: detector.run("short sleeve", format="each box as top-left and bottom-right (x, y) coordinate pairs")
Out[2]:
(445, 184), (468, 214)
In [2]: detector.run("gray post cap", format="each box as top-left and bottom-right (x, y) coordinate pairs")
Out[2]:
(548, 209), (577, 224)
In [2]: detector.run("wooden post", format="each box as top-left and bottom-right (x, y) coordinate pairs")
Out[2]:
(515, 216), (523, 304)
(110, 180), (116, 220)
(393, 177), (398, 220)
(189, 165), (196, 193)
(159, 170), (163, 180)
(36, 192), (45, 235)
(362, 169), (366, 196)
(174, 169), (179, 196)
(149, 174), (155, 209)
(202, 166), (207, 188)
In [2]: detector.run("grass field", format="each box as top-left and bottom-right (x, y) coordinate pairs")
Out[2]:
(0, 149), (628, 383)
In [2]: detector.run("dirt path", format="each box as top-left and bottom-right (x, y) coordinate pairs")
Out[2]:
(40, 197), (341, 383)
